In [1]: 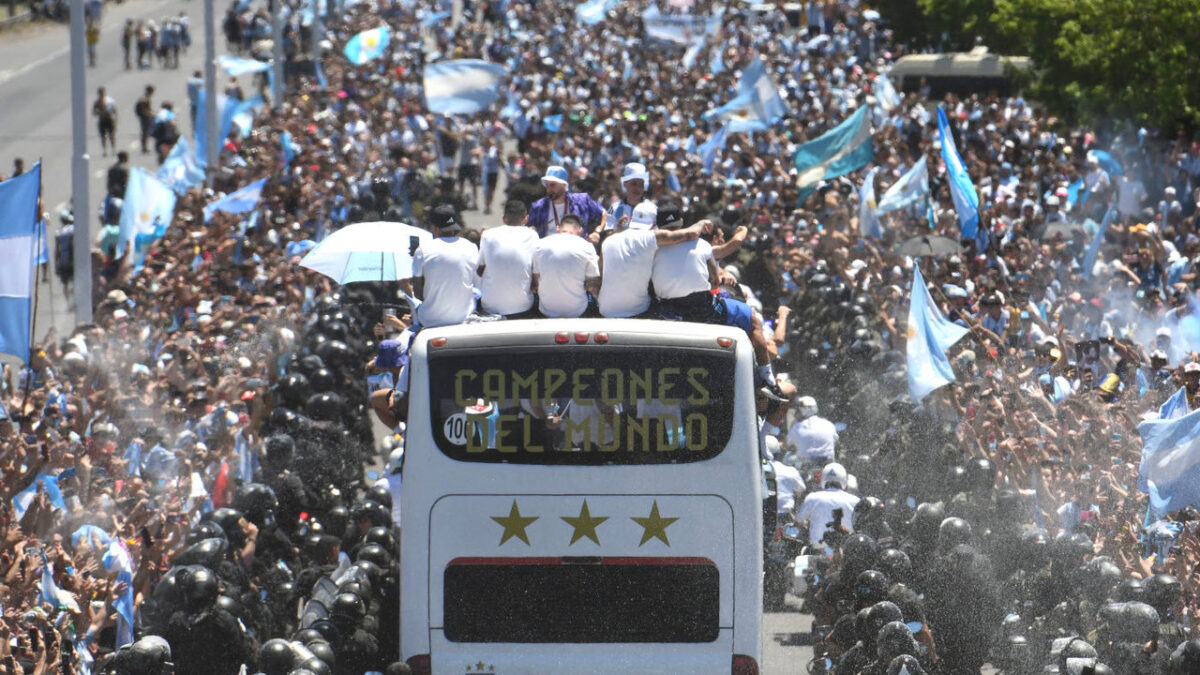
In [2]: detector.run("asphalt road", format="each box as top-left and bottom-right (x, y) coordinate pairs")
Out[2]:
(0, 0), (232, 343)
(764, 599), (817, 674)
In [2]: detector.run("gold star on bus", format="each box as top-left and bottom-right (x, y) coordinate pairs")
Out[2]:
(491, 500), (538, 545)
(561, 500), (609, 545)
(631, 500), (679, 546)
(476, 662), (486, 672)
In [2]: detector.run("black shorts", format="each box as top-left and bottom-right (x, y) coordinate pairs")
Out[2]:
(458, 164), (480, 182)
(98, 118), (115, 137)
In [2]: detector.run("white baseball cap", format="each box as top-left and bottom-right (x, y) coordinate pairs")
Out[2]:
(621, 162), (649, 186)
(629, 200), (657, 230)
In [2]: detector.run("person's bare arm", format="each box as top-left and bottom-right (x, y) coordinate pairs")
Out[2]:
(706, 257), (721, 289)
(585, 276), (600, 296)
(654, 220), (709, 247)
(711, 225), (747, 259)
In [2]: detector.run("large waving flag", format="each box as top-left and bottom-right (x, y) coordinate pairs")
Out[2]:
(793, 106), (874, 199)
(1080, 205), (1115, 278)
(875, 71), (901, 112)
(937, 107), (980, 239)
(423, 60), (510, 115)
(12, 473), (65, 519)
(204, 177), (267, 222)
(1160, 387), (1191, 421)
(641, 5), (720, 45)
(698, 123), (728, 174)
(344, 25), (390, 65)
(217, 55), (272, 76)
(858, 167), (881, 239)
(576, 0), (618, 25)
(0, 163), (40, 363)
(877, 156), (929, 214)
(157, 137), (206, 195)
(906, 265), (969, 402)
(704, 57), (786, 132)
(101, 541), (135, 648)
(1137, 408), (1200, 518)
(118, 168), (177, 270)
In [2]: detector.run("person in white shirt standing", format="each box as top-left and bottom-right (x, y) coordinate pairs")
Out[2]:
(598, 200), (711, 318)
(478, 199), (539, 318)
(408, 204), (479, 328)
(786, 395), (839, 471)
(765, 436), (805, 522)
(795, 462), (859, 547)
(606, 162), (650, 234)
(532, 214), (600, 318)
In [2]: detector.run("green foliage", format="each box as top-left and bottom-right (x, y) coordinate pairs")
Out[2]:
(881, 0), (1200, 131)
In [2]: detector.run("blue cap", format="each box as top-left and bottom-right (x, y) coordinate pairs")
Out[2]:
(541, 165), (569, 185)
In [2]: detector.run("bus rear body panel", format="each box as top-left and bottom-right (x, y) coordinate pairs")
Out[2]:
(399, 320), (763, 673)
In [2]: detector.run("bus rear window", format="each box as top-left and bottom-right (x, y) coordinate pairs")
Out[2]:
(427, 347), (735, 464)
(443, 557), (720, 643)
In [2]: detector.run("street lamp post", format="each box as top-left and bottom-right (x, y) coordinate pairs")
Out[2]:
(69, 0), (91, 323)
(204, 0), (219, 184)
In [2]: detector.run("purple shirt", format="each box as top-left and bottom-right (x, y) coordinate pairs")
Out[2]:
(527, 192), (605, 238)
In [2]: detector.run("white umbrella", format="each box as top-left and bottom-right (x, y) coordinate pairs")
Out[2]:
(299, 221), (433, 284)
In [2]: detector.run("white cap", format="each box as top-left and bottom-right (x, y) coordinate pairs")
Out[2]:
(621, 162), (649, 186)
(629, 200), (657, 230)
(796, 395), (818, 418)
(1157, 327), (1173, 338)
(822, 462), (847, 489)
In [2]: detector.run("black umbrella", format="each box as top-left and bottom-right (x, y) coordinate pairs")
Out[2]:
(896, 235), (962, 257)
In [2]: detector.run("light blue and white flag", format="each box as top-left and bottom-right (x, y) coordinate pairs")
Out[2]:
(157, 137), (207, 194)
(70, 525), (112, 549)
(709, 44), (724, 74)
(230, 94), (266, 137)
(906, 265), (970, 402)
(101, 541), (135, 649)
(576, 0), (617, 25)
(1137, 407), (1200, 518)
(876, 156), (929, 214)
(0, 164), (39, 363)
(118, 168), (177, 272)
(218, 55), (272, 76)
(194, 90), (244, 166)
(858, 167), (881, 239)
(1088, 149), (1123, 176)
(875, 71), (900, 112)
(234, 432), (257, 483)
(642, 5), (720, 45)
(704, 56), (786, 132)
(280, 131), (300, 168)
(421, 9), (451, 26)
(698, 123), (728, 174)
(1160, 386), (1191, 421)
(12, 473), (65, 519)
(423, 60), (509, 115)
(203, 178), (267, 222)
(937, 106), (980, 239)
(39, 550), (78, 611)
(1080, 205), (1114, 279)
(793, 106), (874, 199)
(543, 114), (564, 133)
(343, 25), (390, 65)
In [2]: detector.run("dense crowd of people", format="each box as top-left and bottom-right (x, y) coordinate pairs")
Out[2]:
(2, 0), (1200, 671)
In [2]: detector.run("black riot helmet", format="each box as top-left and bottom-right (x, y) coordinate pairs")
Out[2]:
(174, 538), (229, 568)
(840, 532), (878, 571)
(235, 483), (278, 527)
(265, 433), (296, 465)
(329, 592), (366, 629)
(908, 503), (944, 544)
(257, 638), (295, 675)
(179, 566), (220, 612)
(887, 654), (926, 675)
(363, 526), (396, 554)
(114, 635), (173, 675)
(205, 507), (248, 548)
(966, 457), (996, 492)
(876, 621), (918, 661)
(1118, 602), (1161, 644)
(855, 570), (890, 607)
(1145, 573), (1183, 616)
(186, 519), (227, 546)
(937, 517), (972, 551)
(356, 542), (391, 569)
(366, 484), (393, 509)
(1116, 577), (1146, 603)
(876, 548), (912, 585)
(1169, 639), (1200, 673)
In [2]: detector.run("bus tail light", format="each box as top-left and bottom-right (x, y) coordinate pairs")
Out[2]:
(407, 654), (431, 675)
(773, 527), (783, 542)
(574, 331), (590, 343)
(430, 337), (448, 348)
(717, 336), (735, 348)
(732, 654), (759, 675)
(594, 332), (609, 343)
(555, 332), (570, 343)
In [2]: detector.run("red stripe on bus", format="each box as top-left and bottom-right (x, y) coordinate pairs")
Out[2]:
(600, 557), (715, 566)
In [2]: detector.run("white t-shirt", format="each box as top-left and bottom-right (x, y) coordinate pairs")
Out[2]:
(478, 225), (539, 316)
(413, 236), (479, 328)
(772, 460), (806, 516)
(651, 238), (713, 300)
(786, 415), (839, 463)
(533, 233), (599, 318)
(1117, 177), (1147, 216)
(598, 229), (658, 317)
(796, 488), (860, 547)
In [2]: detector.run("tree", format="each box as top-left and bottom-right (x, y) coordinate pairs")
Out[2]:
(992, 0), (1200, 131)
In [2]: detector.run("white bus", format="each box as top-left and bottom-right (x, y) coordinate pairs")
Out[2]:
(398, 319), (763, 675)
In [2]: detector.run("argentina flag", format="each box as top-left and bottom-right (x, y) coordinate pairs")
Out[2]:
(0, 164), (40, 362)
(423, 60), (509, 115)
(118, 169), (177, 270)
(793, 106), (873, 200)
(906, 265), (969, 402)
(157, 136), (206, 195)
(203, 177), (267, 222)
(1137, 407), (1200, 518)
(876, 156), (929, 214)
(344, 25), (390, 65)
(937, 107), (980, 239)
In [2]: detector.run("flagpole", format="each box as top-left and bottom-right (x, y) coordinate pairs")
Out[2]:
(69, 0), (91, 325)
(272, 0), (285, 110)
(204, 0), (219, 186)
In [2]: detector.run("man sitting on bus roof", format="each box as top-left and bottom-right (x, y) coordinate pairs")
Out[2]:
(597, 200), (713, 319)
(408, 204), (479, 329)
(532, 214), (600, 318)
(477, 199), (539, 319)
(650, 203), (778, 389)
